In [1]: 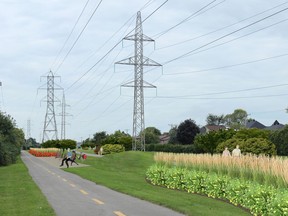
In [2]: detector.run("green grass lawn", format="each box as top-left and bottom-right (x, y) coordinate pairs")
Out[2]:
(66, 151), (251, 216)
(0, 158), (55, 216)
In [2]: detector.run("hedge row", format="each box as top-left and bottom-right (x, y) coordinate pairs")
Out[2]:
(145, 144), (197, 153)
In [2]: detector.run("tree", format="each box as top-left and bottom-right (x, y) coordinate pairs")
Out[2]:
(91, 131), (107, 145)
(233, 128), (270, 140)
(206, 113), (225, 125)
(42, 139), (76, 150)
(142, 127), (161, 144)
(176, 119), (200, 145)
(194, 128), (236, 154)
(217, 137), (276, 156)
(168, 125), (178, 144)
(224, 109), (248, 129)
(102, 130), (132, 150)
(269, 125), (288, 156)
(0, 112), (25, 166)
(24, 137), (39, 149)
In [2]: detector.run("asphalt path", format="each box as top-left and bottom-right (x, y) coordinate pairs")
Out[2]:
(21, 151), (185, 216)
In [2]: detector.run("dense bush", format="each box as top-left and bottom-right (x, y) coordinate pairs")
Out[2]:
(0, 112), (25, 166)
(216, 138), (276, 156)
(41, 139), (76, 150)
(194, 129), (236, 154)
(216, 138), (244, 153)
(146, 164), (288, 216)
(102, 144), (125, 155)
(145, 144), (199, 153)
(269, 126), (288, 156)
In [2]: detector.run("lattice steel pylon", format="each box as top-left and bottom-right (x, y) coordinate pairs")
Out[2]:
(115, 11), (161, 151)
(59, 92), (71, 140)
(40, 71), (62, 143)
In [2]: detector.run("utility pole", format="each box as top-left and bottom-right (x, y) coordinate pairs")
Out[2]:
(39, 70), (62, 143)
(115, 11), (161, 151)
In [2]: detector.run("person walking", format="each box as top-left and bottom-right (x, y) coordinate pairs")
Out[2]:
(60, 150), (72, 168)
(70, 151), (79, 166)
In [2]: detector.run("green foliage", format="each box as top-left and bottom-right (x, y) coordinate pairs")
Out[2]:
(176, 119), (200, 145)
(224, 109), (248, 129)
(146, 144), (197, 153)
(102, 144), (125, 154)
(23, 137), (39, 150)
(142, 127), (161, 144)
(146, 164), (288, 216)
(102, 130), (132, 150)
(195, 129), (236, 154)
(216, 137), (276, 156)
(233, 128), (270, 140)
(168, 126), (178, 144)
(41, 139), (76, 150)
(91, 131), (107, 145)
(206, 113), (225, 125)
(194, 129), (236, 154)
(241, 138), (276, 156)
(269, 125), (288, 156)
(0, 112), (25, 166)
(216, 138), (244, 153)
(81, 138), (95, 148)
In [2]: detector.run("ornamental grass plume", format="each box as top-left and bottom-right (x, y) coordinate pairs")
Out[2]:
(154, 152), (288, 188)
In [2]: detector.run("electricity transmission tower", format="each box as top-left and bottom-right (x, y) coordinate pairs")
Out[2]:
(39, 71), (62, 143)
(60, 92), (71, 140)
(115, 11), (161, 151)
(26, 119), (31, 139)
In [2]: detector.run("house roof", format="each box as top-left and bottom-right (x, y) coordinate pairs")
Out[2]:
(200, 125), (226, 133)
(265, 120), (285, 131)
(246, 120), (266, 129)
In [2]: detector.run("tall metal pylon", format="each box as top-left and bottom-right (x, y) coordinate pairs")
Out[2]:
(115, 11), (161, 151)
(26, 119), (31, 139)
(59, 92), (71, 140)
(39, 70), (62, 143)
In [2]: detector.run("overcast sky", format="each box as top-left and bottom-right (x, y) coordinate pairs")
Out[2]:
(1, 0), (288, 142)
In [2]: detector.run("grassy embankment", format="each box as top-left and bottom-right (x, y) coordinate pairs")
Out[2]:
(66, 151), (250, 216)
(0, 158), (55, 216)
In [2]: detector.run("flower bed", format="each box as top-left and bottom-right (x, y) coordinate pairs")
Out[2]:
(29, 148), (58, 157)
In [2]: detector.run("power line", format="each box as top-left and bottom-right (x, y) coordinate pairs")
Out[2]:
(55, 0), (104, 73)
(51, 0), (91, 70)
(121, 83), (288, 99)
(163, 6), (288, 65)
(157, 1), (288, 50)
(163, 53), (288, 75)
(153, 0), (223, 39)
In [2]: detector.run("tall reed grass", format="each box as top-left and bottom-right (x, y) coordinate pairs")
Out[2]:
(154, 152), (288, 188)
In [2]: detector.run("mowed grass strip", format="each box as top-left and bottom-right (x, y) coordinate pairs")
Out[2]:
(66, 151), (251, 216)
(0, 157), (55, 216)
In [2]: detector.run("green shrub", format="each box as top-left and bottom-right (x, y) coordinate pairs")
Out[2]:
(269, 126), (288, 156)
(0, 113), (24, 166)
(41, 139), (77, 150)
(217, 138), (276, 156)
(216, 138), (244, 153)
(102, 144), (125, 155)
(146, 164), (288, 216)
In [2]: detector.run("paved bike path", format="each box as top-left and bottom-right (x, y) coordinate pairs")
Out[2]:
(21, 151), (184, 216)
